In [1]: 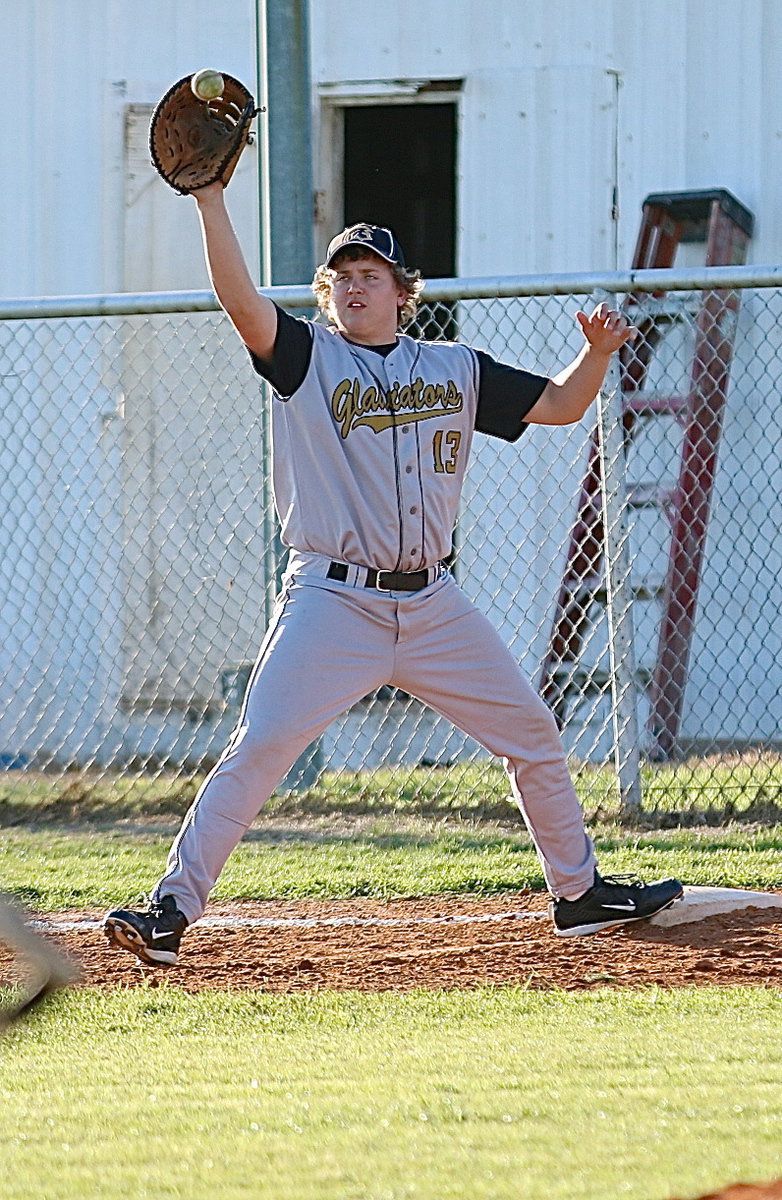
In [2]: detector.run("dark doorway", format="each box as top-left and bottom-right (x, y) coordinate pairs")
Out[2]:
(343, 103), (457, 339)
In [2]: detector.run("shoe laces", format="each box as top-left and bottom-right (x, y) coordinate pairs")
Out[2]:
(598, 873), (644, 889)
(131, 893), (170, 917)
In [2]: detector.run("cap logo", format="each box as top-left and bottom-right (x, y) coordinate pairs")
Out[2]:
(350, 225), (375, 243)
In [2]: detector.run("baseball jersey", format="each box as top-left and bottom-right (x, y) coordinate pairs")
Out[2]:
(248, 308), (549, 572)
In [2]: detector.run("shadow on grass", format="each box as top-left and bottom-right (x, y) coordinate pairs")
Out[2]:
(2, 765), (782, 836)
(4, 794), (782, 835)
(607, 795), (782, 832)
(238, 824), (530, 852)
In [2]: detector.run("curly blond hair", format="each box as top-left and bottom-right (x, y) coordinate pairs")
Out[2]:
(312, 246), (424, 329)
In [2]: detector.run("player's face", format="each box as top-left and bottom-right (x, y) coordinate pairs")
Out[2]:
(328, 255), (406, 344)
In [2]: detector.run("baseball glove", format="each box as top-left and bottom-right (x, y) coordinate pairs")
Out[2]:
(150, 73), (259, 195)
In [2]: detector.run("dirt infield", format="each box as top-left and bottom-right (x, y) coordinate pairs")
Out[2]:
(675, 1184), (782, 1200)
(9, 891), (782, 993)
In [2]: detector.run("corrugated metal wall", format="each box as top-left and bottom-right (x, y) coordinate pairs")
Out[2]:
(312, 0), (779, 271)
(3, 0), (780, 296)
(1, 1), (780, 766)
(2, 0), (258, 297)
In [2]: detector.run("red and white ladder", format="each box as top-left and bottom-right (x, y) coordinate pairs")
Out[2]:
(539, 189), (754, 762)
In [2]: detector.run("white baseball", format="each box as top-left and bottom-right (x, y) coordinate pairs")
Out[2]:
(191, 69), (224, 102)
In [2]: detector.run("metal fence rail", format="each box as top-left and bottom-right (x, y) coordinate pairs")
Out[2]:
(1, 267), (780, 816)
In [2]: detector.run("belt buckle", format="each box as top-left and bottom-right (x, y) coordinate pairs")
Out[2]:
(374, 569), (394, 590)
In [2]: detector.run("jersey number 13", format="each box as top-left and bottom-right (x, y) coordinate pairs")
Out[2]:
(432, 429), (462, 474)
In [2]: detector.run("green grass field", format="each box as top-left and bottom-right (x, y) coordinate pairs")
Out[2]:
(1, 819), (782, 911)
(2, 769), (782, 1199)
(2, 987), (782, 1200)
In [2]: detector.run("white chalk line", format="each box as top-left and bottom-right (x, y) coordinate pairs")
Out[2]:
(34, 908), (548, 935)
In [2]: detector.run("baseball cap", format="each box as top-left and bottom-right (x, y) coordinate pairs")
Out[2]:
(325, 223), (406, 268)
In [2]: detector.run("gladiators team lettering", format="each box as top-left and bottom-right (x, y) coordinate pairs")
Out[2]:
(331, 376), (464, 438)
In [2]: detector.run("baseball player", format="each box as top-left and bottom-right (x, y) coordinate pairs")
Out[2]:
(104, 184), (683, 966)
(0, 896), (78, 1027)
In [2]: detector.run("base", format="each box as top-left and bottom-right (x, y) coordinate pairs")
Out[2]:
(649, 885), (782, 927)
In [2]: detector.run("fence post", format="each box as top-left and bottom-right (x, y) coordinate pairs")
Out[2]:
(594, 292), (643, 814)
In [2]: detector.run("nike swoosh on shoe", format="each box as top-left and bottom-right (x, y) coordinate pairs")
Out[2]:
(602, 902), (637, 911)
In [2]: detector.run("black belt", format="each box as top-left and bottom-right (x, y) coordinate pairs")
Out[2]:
(327, 561), (432, 592)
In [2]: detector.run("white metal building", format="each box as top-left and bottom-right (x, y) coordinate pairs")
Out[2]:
(4, 0), (781, 295)
(1, 1), (780, 770)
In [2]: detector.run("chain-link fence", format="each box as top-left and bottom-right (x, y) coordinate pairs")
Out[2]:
(1, 268), (781, 820)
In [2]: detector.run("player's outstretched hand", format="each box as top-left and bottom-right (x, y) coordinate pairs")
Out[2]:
(576, 302), (637, 355)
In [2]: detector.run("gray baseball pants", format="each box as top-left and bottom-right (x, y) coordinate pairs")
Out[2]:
(154, 554), (596, 923)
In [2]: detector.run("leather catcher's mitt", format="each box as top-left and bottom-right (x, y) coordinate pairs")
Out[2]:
(150, 73), (259, 195)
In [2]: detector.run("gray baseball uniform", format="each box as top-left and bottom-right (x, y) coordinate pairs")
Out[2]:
(152, 307), (597, 923)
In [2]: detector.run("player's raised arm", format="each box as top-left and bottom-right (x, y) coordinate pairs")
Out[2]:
(524, 302), (637, 426)
(147, 71), (277, 362)
(193, 183), (278, 362)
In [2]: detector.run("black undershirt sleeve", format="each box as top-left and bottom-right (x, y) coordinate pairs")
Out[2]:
(474, 349), (550, 442)
(247, 303), (314, 398)
(247, 317), (548, 433)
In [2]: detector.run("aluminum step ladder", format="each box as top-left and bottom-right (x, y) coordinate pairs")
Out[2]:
(539, 188), (754, 761)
